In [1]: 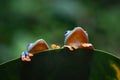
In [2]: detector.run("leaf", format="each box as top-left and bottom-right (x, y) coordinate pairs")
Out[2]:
(0, 48), (120, 80)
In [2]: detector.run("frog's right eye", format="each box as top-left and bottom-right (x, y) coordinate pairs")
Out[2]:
(64, 30), (71, 37)
(27, 43), (33, 51)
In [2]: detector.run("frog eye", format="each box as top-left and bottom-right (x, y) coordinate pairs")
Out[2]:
(27, 43), (33, 51)
(64, 30), (71, 37)
(84, 31), (88, 36)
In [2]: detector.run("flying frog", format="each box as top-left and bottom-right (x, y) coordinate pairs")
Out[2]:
(21, 39), (60, 61)
(64, 27), (94, 51)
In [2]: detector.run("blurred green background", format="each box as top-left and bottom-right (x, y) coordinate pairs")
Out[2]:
(0, 0), (120, 64)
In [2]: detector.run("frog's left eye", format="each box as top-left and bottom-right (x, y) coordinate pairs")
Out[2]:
(84, 31), (88, 36)
(27, 43), (33, 51)
(64, 30), (71, 37)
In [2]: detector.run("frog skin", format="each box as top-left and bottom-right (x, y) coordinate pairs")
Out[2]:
(21, 39), (61, 61)
(64, 27), (94, 51)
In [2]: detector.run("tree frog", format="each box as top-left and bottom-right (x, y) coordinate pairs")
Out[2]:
(21, 39), (60, 61)
(64, 27), (94, 51)
(21, 27), (93, 61)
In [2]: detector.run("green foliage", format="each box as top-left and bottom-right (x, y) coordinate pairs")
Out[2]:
(0, 48), (120, 80)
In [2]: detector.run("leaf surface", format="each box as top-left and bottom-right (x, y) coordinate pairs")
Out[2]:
(0, 48), (120, 80)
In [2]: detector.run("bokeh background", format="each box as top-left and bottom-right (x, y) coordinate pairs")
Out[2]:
(0, 0), (120, 64)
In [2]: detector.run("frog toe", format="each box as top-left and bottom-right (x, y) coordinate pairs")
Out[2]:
(28, 53), (33, 57)
(71, 45), (79, 49)
(82, 43), (94, 50)
(51, 44), (60, 49)
(64, 45), (74, 51)
(21, 52), (31, 61)
(21, 55), (31, 62)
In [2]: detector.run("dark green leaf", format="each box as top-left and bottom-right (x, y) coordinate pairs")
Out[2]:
(0, 48), (120, 80)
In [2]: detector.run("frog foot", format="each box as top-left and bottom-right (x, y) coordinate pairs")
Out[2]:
(21, 52), (33, 62)
(81, 43), (94, 50)
(51, 44), (60, 49)
(63, 45), (78, 51)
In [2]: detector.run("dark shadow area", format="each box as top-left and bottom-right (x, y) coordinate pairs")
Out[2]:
(21, 48), (93, 80)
